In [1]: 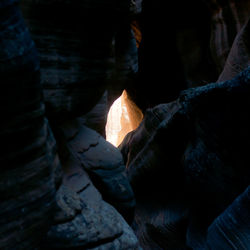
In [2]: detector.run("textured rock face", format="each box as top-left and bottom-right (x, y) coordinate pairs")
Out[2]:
(175, 0), (218, 87)
(218, 17), (250, 81)
(1, 1), (139, 249)
(207, 0), (250, 73)
(205, 185), (250, 249)
(54, 119), (136, 223)
(81, 91), (109, 137)
(181, 68), (250, 248)
(126, 0), (220, 111)
(2, 0), (250, 249)
(43, 119), (140, 249)
(120, 101), (188, 195)
(21, 0), (131, 121)
(45, 178), (140, 249)
(127, 1), (188, 112)
(0, 1), (58, 249)
(21, 0), (141, 139)
(121, 67), (250, 249)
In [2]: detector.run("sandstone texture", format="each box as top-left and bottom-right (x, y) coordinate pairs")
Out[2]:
(43, 120), (140, 249)
(1, 0), (250, 249)
(121, 68), (250, 249)
(44, 175), (140, 249)
(0, 1), (58, 248)
(207, 0), (250, 72)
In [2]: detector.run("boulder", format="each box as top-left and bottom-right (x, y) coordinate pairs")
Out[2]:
(42, 140), (141, 250)
(44, 182), (140, 249)
(54, 118), (136, 223)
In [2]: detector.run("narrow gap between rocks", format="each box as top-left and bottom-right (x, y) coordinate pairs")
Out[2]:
(105, 90), (143, 147)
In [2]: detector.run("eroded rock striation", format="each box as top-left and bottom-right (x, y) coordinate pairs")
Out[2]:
(218, 17), (250, 82)
(1, 0), (250, 249)
(21, 0), (133, 121)
(0, 1), (59, 248)
(121, 67), (250, 249)
(1, 0), (140, 249)
(54, 118), (136, 223)
(44, 119), (140, 249)
(207, 0), (250, 72)
(205, 185), (250, 249)
(44, 173), (140, 249)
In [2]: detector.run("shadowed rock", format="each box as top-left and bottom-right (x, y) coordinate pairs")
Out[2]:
(207, 0), (250, 73)
(121, 67), (250, 249)
(218, 17), (250, 82)
(54, 119), (136, 223)
(21, 0), (131, 121)
(205, 185), (250, 249)
(44, 182), (140, 249)
(0, 1), (59, 248)
(43, 119), (140, 249)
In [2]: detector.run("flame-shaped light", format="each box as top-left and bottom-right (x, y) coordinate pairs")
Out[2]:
(105, 90), (143, 147)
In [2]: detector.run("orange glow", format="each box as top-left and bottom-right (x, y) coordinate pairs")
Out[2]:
(131, 20), (142, 48)
(105, 90), (143, 147)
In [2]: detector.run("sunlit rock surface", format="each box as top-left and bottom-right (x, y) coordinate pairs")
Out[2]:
(106, 90), (143, 147)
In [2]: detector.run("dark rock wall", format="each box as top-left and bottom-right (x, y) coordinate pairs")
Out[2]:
(205, 185), (250, 249)
(126, 1), (188, 112)
(126, 0), (220, 112)
(207, 0), (250, 73)
(218, 17), (250, 81)
(121, 67), (250, 249)
(0, 1), (58, 249)
(21, 0), (131, 122)
(126, 0), (250, 111)
(175, 0), (218, 87)
(1, 0), (250, 249)
(181, 68), (250, 248)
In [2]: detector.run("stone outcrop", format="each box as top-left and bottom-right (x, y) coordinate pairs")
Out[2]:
(0, 1), (58, 248)
(205, 185), (250, 249)
(21, 0), (141, 140)
(43, 119), (140, 249)
(207, 0), (250, 73)
(121, 67), (250, 249)
(218, 17), (250, 81)
(54, 119), (136, 223)
(127, 1), (188, 112)
(20, 0), (133, 121)
(1, 1), (140, 249)
(44, 171), (140, 249)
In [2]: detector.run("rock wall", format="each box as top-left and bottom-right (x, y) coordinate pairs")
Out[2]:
(1, 0), (250, 249)
(218, 17), (250, 81)
(121, 67), (250, 249)
(43, 121), (140, 249)
(207, 0), (250, 73)
(21, 0), (133, 121)
(0, 1), (58, 248)
(0, 1), (140, 249)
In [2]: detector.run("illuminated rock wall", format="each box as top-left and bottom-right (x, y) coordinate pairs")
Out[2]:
(106, 90), (143, 147)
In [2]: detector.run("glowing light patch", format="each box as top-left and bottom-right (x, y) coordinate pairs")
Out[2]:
(105, 90), (143, 147)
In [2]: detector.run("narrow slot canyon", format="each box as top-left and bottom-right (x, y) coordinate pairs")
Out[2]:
(1, 0), (250, 249)
(105, 90), (143, 147)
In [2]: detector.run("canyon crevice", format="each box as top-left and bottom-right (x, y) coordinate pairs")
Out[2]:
(1, 0), (250, 249)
